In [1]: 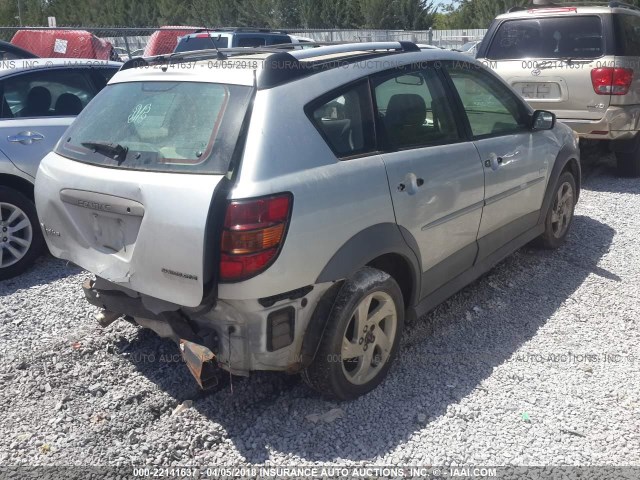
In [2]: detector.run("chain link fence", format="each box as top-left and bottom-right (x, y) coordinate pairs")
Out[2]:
(0, 26), (487, 62)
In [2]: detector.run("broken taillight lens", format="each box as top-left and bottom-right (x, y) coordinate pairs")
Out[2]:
(220, 193), (292, 282)
(591, 67), (634, 95)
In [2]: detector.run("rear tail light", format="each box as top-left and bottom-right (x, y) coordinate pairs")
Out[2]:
(220, 193), (292, 282)
(591, 67), (634, 95)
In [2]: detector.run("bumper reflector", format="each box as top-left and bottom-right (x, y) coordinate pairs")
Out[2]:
(267, 307), (295, 351)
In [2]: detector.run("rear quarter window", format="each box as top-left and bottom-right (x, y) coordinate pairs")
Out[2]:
(308, 80), (375, 158)
(487, 16), (604, 60)
(614, 14), (640, 56)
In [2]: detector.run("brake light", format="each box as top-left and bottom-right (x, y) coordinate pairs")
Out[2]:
(220, 194), (292, 282)
(591, 67), (634, 95)
(195, 33), (211, 38)
(528, 7), (576, 14)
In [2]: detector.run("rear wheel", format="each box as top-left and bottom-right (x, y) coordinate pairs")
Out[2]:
(0, 187), (44, 280)
(302, 267), (404, 400)
(537, 171), (577, 249)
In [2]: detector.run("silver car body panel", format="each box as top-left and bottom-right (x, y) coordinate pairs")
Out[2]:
(36, 154), (222, 307)
(0, 117), (74, 178)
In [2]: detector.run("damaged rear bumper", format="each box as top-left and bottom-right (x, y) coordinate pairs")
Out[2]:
(83, 278), (221, 389)
(82, 277), (331, 387)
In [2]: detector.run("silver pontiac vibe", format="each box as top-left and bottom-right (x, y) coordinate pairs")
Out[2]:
(35, 43), (580, 400)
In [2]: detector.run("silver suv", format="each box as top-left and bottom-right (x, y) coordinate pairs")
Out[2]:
(35, 43), (580, 400)
(477, 1), (640, 176)
(0, 59), (119, 279)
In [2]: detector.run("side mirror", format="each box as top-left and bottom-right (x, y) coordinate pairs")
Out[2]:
(532, 110), (556, 131)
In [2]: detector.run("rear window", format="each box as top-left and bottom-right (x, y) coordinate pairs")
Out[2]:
(614, 14), (640, 56)
(174, 35), (229, 53)
(56, 81), (253, 174)
(487, 16), (603, 60)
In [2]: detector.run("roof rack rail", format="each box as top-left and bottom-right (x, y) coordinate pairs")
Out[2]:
(120, 42), (421, 89)
(608, 1), (640, 11)
(121, 41), (420, 69)
(509, 1), (640, 11)
(192, 27), (289, 34)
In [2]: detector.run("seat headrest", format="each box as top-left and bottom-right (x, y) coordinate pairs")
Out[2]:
(26, 86), (52, 115)
(385, 94), (427, 128)
(55, 93), (83, 116)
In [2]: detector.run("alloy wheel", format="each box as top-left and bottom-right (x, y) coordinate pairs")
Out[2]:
(551, 182), (574, 239)
(341, 291), (398, 386)
(0, 202), (33, 269)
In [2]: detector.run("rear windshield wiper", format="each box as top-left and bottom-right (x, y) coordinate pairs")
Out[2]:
(81, 141), (129, 164)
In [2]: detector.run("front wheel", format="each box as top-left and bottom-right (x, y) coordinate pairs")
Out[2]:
(0, 187), (44, 280)
(302, 267), (404, 400)
(536, 171), (577, 249)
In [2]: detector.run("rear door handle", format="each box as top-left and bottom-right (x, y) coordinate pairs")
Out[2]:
(8, 131), (45, 145)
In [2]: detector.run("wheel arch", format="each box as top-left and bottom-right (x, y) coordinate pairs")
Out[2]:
(539, 143), (581, 225)
(315, 222), (421, 307)
(0, 174), (35, 202)
(561, 157), (581, 201)
(299, 223), (422, 372)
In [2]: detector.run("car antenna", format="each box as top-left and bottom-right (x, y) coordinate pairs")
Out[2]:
(202, 25), (227, 60)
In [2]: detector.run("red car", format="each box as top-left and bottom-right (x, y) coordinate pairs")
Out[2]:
(11, 29), (116, 60)
(143, 26), (200, 56)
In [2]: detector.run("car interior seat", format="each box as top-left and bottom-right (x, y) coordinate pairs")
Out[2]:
(54, 93), (83, 116)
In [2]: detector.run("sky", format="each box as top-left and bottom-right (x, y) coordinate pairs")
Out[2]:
(434, 0), (456, 9)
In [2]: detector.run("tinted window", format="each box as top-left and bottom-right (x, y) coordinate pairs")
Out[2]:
(310, 81), (375, 158)
(487, 16), (603, 60)
(614, 14), (640, 56)
(373, 68), (459, 149)
(174, 35), (229, 53)
(89, 67), (118, 91)
(237, 36), (266, 47)
(0, 50), (25, 60)
(447, 66), (528, 138)
(57, 81), (254, 174)
(0, 69), (95, 119)
(267, 35), (292, 45)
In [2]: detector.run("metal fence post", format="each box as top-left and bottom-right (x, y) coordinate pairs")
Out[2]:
(123, 35), (132, 59)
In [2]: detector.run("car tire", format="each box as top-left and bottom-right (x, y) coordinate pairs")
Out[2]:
(0, 186), (44, 280)
(616, 148), (640, 177)
(302, 267), (404, 401)
(536, 171), (577, 249)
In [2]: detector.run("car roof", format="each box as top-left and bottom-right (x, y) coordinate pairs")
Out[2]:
(116, 42), (478, 90)
(185, 28), (290, 37)
(0, 58), (122, 76)
(497, 4), (640, 19)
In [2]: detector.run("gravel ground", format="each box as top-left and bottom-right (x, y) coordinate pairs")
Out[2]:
(0, 154), (639, 468)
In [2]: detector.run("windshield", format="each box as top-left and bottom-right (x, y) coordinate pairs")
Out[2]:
(461, 42), (477, 52)
(56, 81), (253, 174)
(487, 16), (603, 60)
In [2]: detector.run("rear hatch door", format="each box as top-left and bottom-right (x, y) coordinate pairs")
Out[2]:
(35, 78), (254, 307)
(482, 13), (610, 120)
